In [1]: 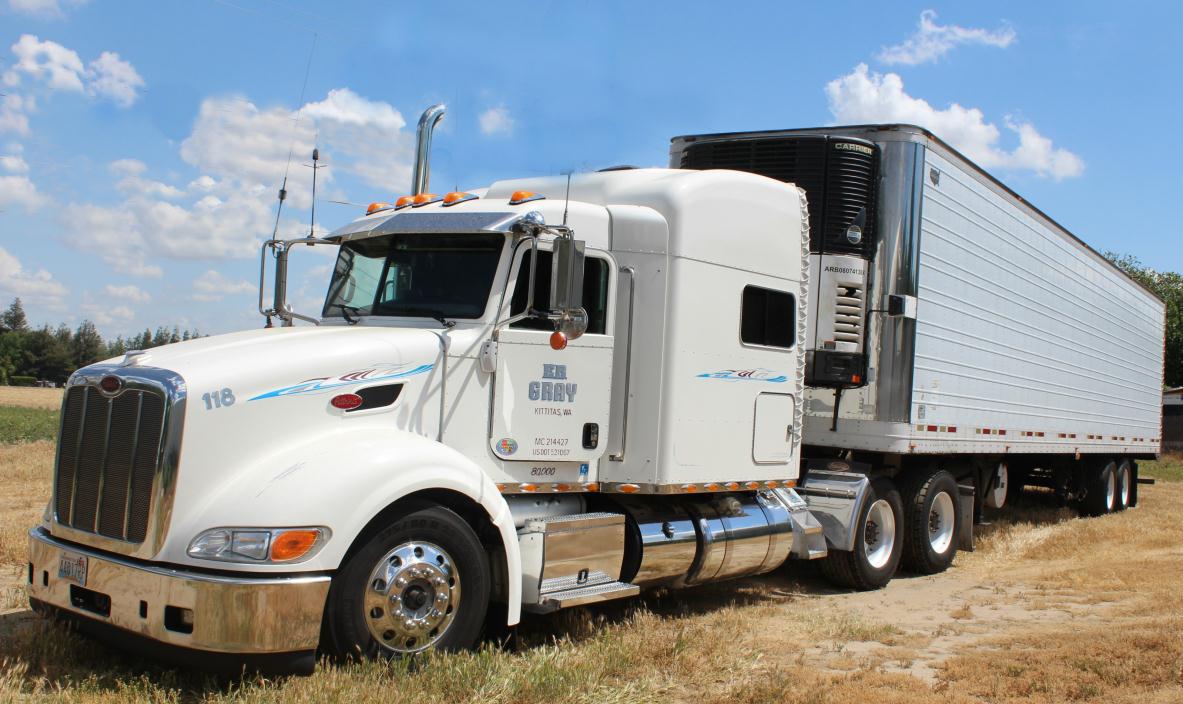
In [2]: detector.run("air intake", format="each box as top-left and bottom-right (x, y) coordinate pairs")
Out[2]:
(678, 135), (878, 257)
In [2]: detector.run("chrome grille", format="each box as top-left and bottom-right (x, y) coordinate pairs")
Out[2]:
(54, 384), (165, 543)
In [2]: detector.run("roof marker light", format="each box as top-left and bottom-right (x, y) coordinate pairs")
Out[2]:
(394, 195), (415, 210)
(411, 193), (441, 207)
(509, 190), (544, 205)
(442, 191), (478, 207)
(367, 202), (391, 215)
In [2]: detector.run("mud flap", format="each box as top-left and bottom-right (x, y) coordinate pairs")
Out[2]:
(957, 483), (975, 552)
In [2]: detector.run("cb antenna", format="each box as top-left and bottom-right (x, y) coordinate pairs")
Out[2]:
(561, 170), (573, 227)
(307, 146), (321, 236)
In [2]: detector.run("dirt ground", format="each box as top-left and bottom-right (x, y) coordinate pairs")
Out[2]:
(0, 438), (1179, 702)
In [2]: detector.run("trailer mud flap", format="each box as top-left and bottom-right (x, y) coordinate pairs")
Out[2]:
(958, 484), (975, 552)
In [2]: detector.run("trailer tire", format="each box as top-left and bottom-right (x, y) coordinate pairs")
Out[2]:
(900, 469), (959, 575)
(1081, 459), (1117, 517)
(323, 504), (490, 660)
(1113, 459), (1133, 512)
(820, 477), (903, 591)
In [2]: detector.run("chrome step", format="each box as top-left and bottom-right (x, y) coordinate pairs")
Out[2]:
(530, 580), (640, 612)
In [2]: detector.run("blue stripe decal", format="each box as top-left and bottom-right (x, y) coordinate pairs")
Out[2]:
(249, 363), (434, 401)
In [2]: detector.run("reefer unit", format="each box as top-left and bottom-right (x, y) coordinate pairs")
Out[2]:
(671, 124), (1165, 458)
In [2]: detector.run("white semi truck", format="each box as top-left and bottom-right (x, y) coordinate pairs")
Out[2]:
(28, 107), (1164, 673)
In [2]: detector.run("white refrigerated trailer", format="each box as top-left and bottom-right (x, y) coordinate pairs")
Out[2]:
(673, 124), (1164, 579)
(27, 111), (1164, 672)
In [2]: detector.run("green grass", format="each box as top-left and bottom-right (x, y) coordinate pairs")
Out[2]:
(0, 406), (58, 444)
(1140, 453), (1183, 483)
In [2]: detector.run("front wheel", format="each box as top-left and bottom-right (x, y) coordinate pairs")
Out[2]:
(821, 477), (904, 590)
(323, 504), (490, 659)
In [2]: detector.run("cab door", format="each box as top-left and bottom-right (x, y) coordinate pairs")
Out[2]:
(489, 244), (614, 467)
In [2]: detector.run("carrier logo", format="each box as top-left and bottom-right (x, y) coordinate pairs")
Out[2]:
(834, 142), (873, 156)
(528, 364), (578, 403)
(249, 362), (433, 401)
(824, 265), (865, 275)
(697, 368), (788, 383)
(496, 438), (518, 456)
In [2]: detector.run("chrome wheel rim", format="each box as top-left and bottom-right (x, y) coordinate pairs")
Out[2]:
(363, 541), (460, 654)
(1104, 463), (1116, 510)
(928, 491), (955, 555)
(1117, 463), (1130, 506)
(863, 499), (896, 569)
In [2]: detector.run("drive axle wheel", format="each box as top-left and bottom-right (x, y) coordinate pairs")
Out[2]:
(900, 469), (959, 575)
(821, 477), (903, 590)
(324, 504), (490, 659)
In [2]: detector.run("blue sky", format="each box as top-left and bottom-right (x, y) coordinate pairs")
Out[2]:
(1, 1), (1179, 338)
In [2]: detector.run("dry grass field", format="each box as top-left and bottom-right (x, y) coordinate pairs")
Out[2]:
(0, 387), (63, 410)
(0, 403), (1179, 702)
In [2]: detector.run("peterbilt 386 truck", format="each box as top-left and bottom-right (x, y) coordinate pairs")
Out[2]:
(27, 107), (1164, 672)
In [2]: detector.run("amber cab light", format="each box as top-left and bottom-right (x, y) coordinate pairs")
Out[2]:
(394, 195), (415, 209)
(366, 202), (390, 215)
(411, 193), (440, 207)
(549, 331), (568, 350)
(270, 530), (322, 562)
(330, 393), (363, 410)
(509, 190), (544, 205)
(442, 191), (478, 206)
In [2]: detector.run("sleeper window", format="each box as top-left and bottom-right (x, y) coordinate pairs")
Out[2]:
(741, 285), (795, 348)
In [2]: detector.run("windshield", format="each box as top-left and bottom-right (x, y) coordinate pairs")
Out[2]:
(322, 233), (505, 320)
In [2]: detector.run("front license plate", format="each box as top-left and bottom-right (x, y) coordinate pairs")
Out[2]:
(58, 553), (88, 587)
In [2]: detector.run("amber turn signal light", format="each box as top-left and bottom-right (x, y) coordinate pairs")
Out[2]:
(269, 530), (322, 562)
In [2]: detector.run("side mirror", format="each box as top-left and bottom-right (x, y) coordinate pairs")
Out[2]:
(551, 237), (588, 339)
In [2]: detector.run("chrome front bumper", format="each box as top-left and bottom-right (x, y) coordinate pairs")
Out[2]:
(28, 527), (331, 656)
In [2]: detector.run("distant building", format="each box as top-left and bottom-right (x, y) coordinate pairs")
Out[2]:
(1166, 388), (1183, 453)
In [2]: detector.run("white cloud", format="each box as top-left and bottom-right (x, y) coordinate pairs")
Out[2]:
(478, 105), (513, 137)
(3, 35), (144, 107)
(85, 51), (144, 107)
(64, 204), (162, 277)
(192, 269), (255, 302)
(3, 34), (84, 91)
(6, 0), (88, 19)
(878, 10), (1016, 66)
(80, 293), (135, 326)
(0, 94), (34, 135)
(826, 64), (1084, 180)
(102, 284), (150, 303)
(108, 158), (146, 176)
(0, 245), (67, 304)
(0, 153), (45, 211)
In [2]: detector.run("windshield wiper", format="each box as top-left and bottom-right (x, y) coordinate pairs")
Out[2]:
(340, 306), (361, 325)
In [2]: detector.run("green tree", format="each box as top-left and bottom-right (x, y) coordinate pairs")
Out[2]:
(1, 298), (28, 332)
(72, 320), (104, 369)
(1107, 253), (1183, 388)
(24, 326), (73, 384)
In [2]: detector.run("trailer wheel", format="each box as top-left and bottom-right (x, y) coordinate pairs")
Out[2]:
(900, 469), (959, 574)
(1081, 459), (1117, 517)
(820, 477), (903, 591)
(1113, 459), (1133, 512)
(323, 504), (490, 659)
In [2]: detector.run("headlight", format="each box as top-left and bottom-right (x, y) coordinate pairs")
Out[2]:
(187, 527), (331, 564)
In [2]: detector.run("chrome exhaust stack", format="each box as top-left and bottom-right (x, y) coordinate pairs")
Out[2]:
(411, 104), (446, 195)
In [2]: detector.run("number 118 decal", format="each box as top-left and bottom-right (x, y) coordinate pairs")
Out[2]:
(202, 388), (236, 410)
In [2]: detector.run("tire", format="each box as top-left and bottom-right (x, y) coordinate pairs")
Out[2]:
(1113, 459), (1133, 512)
(821, 477), (904, 591)
(323, 504), (490, 659)
(1081, 459), (1117, 517)
(899, 469), (960, 575)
